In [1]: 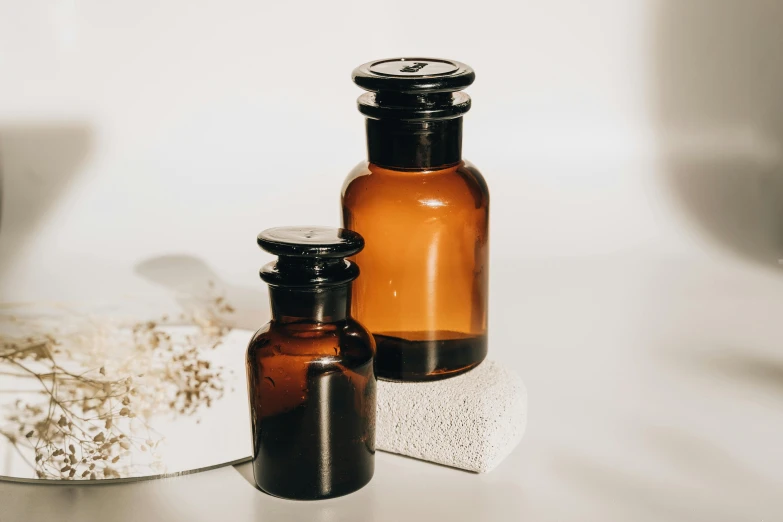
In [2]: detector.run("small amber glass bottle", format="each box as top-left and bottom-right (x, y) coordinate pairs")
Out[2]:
(246, 227), (375, 500)
(342, 58), (489, 382)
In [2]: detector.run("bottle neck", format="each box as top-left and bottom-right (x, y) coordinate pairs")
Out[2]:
(365, 117), (462, 170)
(269, 284), (351, 324)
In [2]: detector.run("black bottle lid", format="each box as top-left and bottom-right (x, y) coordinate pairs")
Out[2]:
(257, 227), (364, 287)
(352, 58), (474, 120)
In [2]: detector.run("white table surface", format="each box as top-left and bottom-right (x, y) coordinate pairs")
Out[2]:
(2, 255), (782, 522)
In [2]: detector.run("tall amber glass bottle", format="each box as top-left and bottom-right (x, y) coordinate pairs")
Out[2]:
(246, 227), (376, 500)
(342, 58), (489, 382)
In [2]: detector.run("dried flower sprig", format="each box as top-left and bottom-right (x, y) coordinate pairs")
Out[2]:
(0, 288), (234, 480)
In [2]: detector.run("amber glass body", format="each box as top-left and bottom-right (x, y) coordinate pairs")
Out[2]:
(342, 159), (489, 381)
(245, 284), (376, 500)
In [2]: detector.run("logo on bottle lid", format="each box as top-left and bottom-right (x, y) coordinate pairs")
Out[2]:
(369, 59), (459, 77)
(399, 62), (428, 73)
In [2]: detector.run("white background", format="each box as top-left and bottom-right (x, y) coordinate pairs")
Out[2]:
(1, 1), (783, 521)
(3, 0), (781, 304)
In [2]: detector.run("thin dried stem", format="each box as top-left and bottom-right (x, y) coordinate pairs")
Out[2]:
(0, 290), (234, 480)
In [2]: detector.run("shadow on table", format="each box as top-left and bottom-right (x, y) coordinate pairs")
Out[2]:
(234, 457), (525, 522)
(552, 426), (779, 521)
(666, 345), (783, 398)
(134, 254), (268, 331)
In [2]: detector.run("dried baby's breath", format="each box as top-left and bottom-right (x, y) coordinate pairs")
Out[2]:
(0, 290), (234, 480)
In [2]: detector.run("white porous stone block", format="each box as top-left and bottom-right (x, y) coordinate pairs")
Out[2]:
(376, 360), (527, 473)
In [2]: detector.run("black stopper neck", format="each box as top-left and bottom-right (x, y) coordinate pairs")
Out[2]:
(366, 117), (462, 170)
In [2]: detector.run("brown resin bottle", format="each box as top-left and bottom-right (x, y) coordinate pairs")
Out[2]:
(246, 227), (375, 500)
(342, 58), (489, 382)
